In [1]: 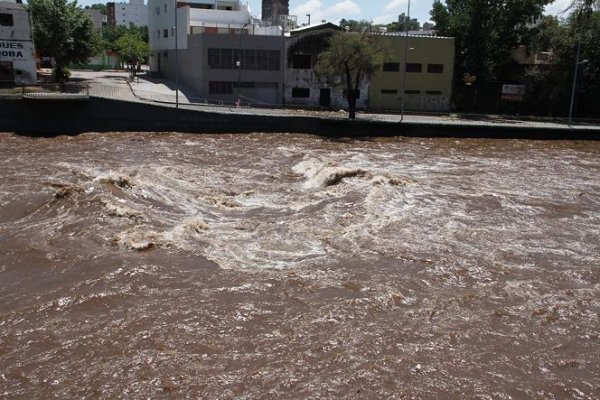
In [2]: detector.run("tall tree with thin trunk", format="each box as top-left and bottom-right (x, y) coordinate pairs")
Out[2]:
(315, 32), (383, 119)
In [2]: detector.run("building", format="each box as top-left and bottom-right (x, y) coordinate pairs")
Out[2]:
(107, 0), (148, 27)
(83, 8), (106, 31)
(369, 34), (454, 112)
(262, 0), (288, 27)
(148, 0), (285, 104)
(0, 0), (36, 85)
(284, 23), (369, 109)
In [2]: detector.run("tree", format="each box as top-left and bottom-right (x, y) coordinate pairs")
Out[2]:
(316, 32), (384, 119)
(523, 10), (600, 118)
(430, 0), (552, 83)
(28, 0), (101, 82)
(116, 32), (150, 75)
(338, 19), (374, 32)
(387, 13), (420, 32)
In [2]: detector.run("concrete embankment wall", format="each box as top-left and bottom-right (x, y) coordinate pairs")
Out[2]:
(1, 97), (599, 140)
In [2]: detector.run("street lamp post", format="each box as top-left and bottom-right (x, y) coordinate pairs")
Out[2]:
(236, 23), (248, 104)
(306, 14), (311, 25)
(174, 0), (179, 110)
(568, 36), (588, 125)
(400, 0), (411, 122)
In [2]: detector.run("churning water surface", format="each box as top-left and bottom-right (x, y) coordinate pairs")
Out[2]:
(0, 132), (598, 399)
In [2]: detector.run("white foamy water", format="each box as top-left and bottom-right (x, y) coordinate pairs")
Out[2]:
(0, 132), (598, 399)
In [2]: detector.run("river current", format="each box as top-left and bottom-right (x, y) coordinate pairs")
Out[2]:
(0, 132), (598, 399)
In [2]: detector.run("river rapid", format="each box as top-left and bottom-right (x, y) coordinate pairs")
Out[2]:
(0, 132), (598, 399)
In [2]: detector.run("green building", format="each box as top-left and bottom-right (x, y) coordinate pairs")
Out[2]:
(369, 34), (454, 112)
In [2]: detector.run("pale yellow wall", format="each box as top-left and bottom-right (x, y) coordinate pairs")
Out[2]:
(369, 35), (455, 112)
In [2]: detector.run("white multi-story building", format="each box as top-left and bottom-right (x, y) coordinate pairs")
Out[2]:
(107, 0), (148, 27)
(148, 0), (285, 104)
(0, 0), (36, 85)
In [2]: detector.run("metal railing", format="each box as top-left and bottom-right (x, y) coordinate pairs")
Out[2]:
(0, 83), (90, 99)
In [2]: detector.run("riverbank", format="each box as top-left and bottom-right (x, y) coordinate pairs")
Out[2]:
(2, 69), (599, 139)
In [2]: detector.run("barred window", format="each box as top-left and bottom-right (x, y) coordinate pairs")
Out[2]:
(383, 63), (400, 72)
(207, 48), (219, 68)
(427, 64), (444, 73)
(207, 48), (280, 70)
(0, 13), (13, 26)
(221, 49), (233, 69)
(406, 63), (422, 73)
(244, 49), (257, 70)
(292, 87), (310, 98)
(381, 89), (398, 94)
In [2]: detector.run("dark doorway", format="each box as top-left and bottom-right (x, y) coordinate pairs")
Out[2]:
(319, 88), (331, 108)
(0, 61), (14, 86)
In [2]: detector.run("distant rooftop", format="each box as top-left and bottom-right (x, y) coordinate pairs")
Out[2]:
(288, 22), (341, 34)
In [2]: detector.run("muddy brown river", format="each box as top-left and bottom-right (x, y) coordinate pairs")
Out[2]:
(0, 132), (598, 399)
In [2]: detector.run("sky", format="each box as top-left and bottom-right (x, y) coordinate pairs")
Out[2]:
(73, 0), (577, 26)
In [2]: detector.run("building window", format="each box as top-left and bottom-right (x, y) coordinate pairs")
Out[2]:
(233, 82), (256, 89)
(208, 48), (280, 70)
(163, 29), (169, 38)
(164, 4), (167, 12)
(382, 62), (400, 72)
(209, 81), (233, 94)
(0, 13), (14, 26)
(155, 6), (160, 15)
(292, 87), (310, 98)
(244, 49), (257, 69)
(292, 54), (311, 69)
(381, 89), (398, 94)
(427, 64), (444, 73)
(426, 90), (442, 95)
(267, 50), (280, 70)
(406, 63), (422, 73)
(256, 50), (269, 70)
(405, 90), (421, 94)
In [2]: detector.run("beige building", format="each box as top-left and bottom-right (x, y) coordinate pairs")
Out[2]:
(369, 34), (454, 112)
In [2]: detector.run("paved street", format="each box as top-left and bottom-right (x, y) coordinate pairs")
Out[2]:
(68, 69), (600, 132)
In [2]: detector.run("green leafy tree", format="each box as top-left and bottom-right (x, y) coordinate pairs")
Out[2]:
(523, 10), (600, 118)
(386, 14), (420, 32)
(430, 0), (552, 83)
(338, 19), (375, 33)
(567, 0), (599, 18)
(316, 32), (384, 119)
(103, 25), (149, 50)
(116, 32), (150, 75)
(28, 0), (101, 82)
(102, 24), (129, 53)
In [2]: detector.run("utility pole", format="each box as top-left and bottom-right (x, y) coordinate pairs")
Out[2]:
(400, 0), (410, 122)
(568, 35), (588, 125)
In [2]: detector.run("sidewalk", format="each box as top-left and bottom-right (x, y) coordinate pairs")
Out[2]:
(70, 69), (600, 132)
